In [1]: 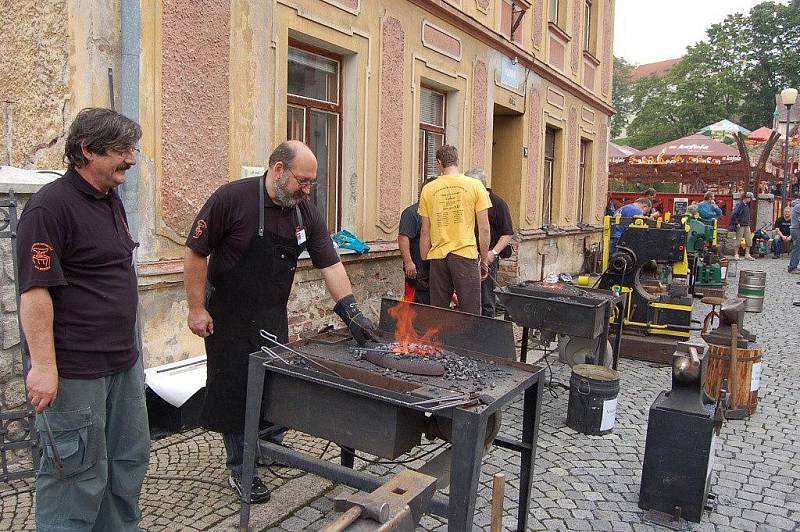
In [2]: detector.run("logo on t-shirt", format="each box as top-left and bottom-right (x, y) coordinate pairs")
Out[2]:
(31, 242), (53, 271)
(192, 219), (207, 239)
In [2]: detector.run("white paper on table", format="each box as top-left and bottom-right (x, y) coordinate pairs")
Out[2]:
(144, 355), (207, 407)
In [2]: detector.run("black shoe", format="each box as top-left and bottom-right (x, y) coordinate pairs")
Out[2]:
(229, 474), (271, 504)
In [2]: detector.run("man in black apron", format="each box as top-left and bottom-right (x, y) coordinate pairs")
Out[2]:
(183, 140), (376, 503)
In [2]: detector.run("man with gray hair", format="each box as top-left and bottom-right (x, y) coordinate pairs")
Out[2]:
(184, 139), (378, 503)
(17, 108), (149, 531)
(464, 168), (514, 317)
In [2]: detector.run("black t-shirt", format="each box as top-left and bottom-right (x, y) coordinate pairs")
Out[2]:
(398, 203), (424, 269)
(476, 190), (514, 258)
(774, 216), (791, 237)
(17, 170), (139, 379)
(186, 176), (340, 280)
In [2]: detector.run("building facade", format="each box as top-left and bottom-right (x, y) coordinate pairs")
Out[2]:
(1, 0), (615, 370)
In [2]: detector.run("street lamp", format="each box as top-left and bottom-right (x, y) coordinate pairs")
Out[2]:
(780, 87), (798, 206)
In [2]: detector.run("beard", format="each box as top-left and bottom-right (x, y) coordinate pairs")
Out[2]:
(274, 175), (309, 207)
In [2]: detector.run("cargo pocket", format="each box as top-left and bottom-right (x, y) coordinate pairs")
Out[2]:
(35, 408), (97, 479)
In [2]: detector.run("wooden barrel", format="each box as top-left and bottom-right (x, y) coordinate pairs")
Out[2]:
(704, 344), (762, 416)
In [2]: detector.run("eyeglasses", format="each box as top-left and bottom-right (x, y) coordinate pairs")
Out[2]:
(110, 145), (141, 156)
(286, 168), (317, 188)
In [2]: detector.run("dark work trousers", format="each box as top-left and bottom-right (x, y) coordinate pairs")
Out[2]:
(481, 259), (500, 317)
(429, 253), (481, 315)
(222, 430), (285, 478)
(35, 358), (150, 532)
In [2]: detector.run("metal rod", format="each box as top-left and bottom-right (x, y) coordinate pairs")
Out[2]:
(260, 345), (290, 365)
(260, 330), (345, 378)
(783, 103), (793, 206)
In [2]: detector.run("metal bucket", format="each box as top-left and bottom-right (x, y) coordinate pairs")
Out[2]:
(737, 270), (766, 313)
(566, 364), (620, 435)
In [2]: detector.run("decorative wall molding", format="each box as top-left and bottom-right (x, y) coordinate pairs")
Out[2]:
(565, 106), (579, 222)
(319, 0), (360, 16)
(546, 87), (566, 109)
(581, 106), (596, 124)
(471, 59), (488, 170)
(570, 0), (581, 75)
(422, 20), (463, 61)
(378, 16), (405, 231)
(594, 116), (609, 221)
(601, 0), (613, 96)
(475, 0), (490, 13)
(532, 0), (545, 49)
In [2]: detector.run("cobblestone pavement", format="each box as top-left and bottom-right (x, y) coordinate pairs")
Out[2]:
(1, 259), (798, 531)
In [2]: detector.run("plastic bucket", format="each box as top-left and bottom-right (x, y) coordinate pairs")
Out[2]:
(566, 364), (620, 435)
(737, 270), (766, 313)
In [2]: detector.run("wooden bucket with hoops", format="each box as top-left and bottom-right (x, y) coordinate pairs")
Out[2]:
(704, 343), (762, 416)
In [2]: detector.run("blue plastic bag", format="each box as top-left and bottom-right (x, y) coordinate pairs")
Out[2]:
(331, 229), (370, 254)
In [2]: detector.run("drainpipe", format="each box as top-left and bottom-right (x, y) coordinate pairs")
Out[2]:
(120, 0), (140, 242)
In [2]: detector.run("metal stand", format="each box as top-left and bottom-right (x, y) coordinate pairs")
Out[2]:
(238, 354), (544, 532)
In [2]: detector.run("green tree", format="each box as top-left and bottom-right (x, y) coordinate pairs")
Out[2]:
(610, 56), (634, 138)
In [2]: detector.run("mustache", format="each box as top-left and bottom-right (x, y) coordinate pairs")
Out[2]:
(116, 163), (132, 172)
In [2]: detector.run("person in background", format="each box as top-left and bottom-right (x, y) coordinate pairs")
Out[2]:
(464, 168), (514, 318)
(697, 191), (723, 222)
(771, 206), (792, 259)
(184, 140), (378, 504)
(609, 197), (652, 255)
(398, 188), (431, 305)
(729, 192), (755, 261)
(419, 145), (491, 315)
(787, 199), (800, 274)
(17, 108), (149, 531)
(644, 188), (662, 218)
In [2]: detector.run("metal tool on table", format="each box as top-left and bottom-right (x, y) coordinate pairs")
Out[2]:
(260, 329), (345, 378)
(325, 494), (390, 532)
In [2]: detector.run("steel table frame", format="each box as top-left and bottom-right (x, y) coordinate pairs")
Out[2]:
(238, 351), (544, 532)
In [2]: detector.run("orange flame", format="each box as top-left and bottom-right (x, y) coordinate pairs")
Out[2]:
(388, 301), (441, 353)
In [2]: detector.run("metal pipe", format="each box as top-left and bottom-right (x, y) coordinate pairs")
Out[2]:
(120, 0), (140, 242)
(783, 103), (793, 206)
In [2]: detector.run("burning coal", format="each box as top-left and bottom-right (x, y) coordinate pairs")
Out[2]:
(388, 301), (442, 354)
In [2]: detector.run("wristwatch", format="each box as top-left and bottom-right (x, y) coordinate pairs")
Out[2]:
(489, 249), (498, 258)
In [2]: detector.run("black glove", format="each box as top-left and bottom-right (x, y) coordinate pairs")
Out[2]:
(333, 294), (378, 346)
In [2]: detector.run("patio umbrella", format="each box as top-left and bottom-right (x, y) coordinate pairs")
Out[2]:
(608, 142), (640, 163)
(629, 134), (742, 165)
(747, 126), (774, 142)
(698, 119), (751, 144)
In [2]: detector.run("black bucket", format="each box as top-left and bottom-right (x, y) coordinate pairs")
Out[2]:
(566, 364), (620, 435)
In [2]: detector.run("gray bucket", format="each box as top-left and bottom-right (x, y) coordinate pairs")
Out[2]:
(737, 270), (766, 313)
(566, 364), (620, 435)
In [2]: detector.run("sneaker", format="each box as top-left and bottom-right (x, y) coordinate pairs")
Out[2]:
(745, 255), (755, 261)
(790, 269), (800, 275)
(229, 474), (271, 504)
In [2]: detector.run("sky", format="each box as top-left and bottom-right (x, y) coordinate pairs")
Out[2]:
(614, 0), (791, 65)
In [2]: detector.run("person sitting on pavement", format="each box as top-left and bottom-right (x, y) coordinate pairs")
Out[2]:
(771, 206), (792, 259)
(729, 192), (755, 261)
(609, 197), (652, 254)
(697, 191), (723, 222)
(787, 199), (800, 274)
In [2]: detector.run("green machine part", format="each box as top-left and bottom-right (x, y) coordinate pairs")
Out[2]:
(685, 218), (715, 253)
(694, 261), (723, 288)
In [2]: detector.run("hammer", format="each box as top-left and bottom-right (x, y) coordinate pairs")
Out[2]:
(323, 494), (390, 532)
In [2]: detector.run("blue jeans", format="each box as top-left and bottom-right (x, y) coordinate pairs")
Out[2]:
(35, 358), (150, 532)
(789, 229), (800, 271)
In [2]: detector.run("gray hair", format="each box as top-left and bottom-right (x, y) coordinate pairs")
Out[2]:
(464, 167), (488, 187)
(64, 108), (142, 169)
(268, 141), (298, 169)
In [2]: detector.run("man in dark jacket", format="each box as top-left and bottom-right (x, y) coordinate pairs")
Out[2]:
(729, 192), (755, 260)
(184, 140), (378, 503)
(465, 168), (514, 317)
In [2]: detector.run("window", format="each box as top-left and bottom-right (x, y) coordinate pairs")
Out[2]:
(287, 45), (341, 230)
(583, 0), (596, 53)
(543, 127), (557, 226)
(501, 0), (524, 43)
(549, 0), (560, 25)
(578, 139), (592, 223)
(419, 87), (446, 190)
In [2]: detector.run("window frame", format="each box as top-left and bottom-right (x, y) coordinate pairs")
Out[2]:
(418, 86), (447, 191)
(548, 0), (560, 26)
(583, 0), (597, 54)
(286, 40), (344, 231)
(578, 138), (592, 224)
(543, 127), (557, 227)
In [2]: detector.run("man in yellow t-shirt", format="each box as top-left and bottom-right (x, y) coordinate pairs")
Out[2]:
(418, 145), (492, 315)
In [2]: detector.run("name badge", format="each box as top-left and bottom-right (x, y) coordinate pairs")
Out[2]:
(296, 227), (307, 245)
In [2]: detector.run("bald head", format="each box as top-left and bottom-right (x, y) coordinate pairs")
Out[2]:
(267, 140), (318, 207)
